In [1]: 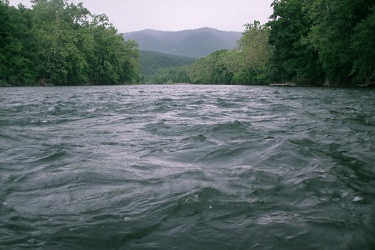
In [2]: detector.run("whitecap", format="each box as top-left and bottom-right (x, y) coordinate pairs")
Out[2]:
(353, 196), (364, 202)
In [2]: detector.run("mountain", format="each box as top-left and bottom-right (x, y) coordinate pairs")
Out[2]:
(123, 28), (242, 58)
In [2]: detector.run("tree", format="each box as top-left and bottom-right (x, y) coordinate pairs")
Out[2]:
(235, 21), (274, 84)
(188, 50), (234, 84)
(152, 66), (191, 84)
(267, 0), (324, 84)
(0, 0), (140, 85)
(31, 0), (99, 85)
(351, 6), (375, 85)
(307, 0), (375, 85)
(80, 13), (139, 85)
(268, 0), (375, 86)
(0, 1), (36, 85)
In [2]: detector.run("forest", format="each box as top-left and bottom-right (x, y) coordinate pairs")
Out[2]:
(139, 51), (196, 84)
(0, 0), (139, 86)
(1, 0), (374, 86)
(154, 0), (375, 86)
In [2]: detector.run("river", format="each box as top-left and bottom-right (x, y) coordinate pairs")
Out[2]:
(1, 85), (375, 249)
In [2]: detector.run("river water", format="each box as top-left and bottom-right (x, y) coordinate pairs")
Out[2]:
(1, 85), (375, 249)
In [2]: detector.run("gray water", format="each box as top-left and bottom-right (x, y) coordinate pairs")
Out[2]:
(1, 85), (375, 249)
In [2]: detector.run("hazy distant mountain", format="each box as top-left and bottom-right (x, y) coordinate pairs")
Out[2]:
(123, 28), (242, 58)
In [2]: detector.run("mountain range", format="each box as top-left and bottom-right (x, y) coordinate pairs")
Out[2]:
(123, 28), (242, 58)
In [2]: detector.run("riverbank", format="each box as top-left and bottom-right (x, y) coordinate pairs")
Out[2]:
(1, 81), (374, 88)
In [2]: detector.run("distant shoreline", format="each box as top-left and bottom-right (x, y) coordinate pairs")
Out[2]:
(2, 82), (374, 88)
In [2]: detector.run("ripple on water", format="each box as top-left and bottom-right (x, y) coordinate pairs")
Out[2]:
(0, 85), (374, 249)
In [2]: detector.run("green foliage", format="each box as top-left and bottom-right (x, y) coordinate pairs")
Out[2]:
(235, 21), (274, 84)
(3, 0), (373, 86)
(152, 66), (191, 84)
(351, 6), (375, 84)
(0, 0), (139, 85)
(150, 0), (375, 86)
(0, 1), (36, 84)
(183, 22), (273, 85)
(139, 51), (196, 83)
(188, 50), (234, 84)
(267, 0), (324, 84)
(267, 0), (375, 86)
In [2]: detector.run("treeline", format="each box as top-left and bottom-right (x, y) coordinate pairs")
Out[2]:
(268, 0), (375, 86)
(139, 51), (196, 83)
(0, 0), (139, 86)
(155, 0), (375, 86)
(150, 21), (273, 85)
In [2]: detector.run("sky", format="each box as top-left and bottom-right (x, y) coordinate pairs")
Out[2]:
(9, 0), (274, 33)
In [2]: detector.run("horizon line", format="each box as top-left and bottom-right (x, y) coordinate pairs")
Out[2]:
(121, 27), (245, 34)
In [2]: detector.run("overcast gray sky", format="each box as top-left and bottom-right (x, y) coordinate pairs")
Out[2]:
(9, 0), (273, 33)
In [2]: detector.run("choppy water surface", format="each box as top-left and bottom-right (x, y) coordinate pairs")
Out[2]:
(1, 85), (375, 249)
